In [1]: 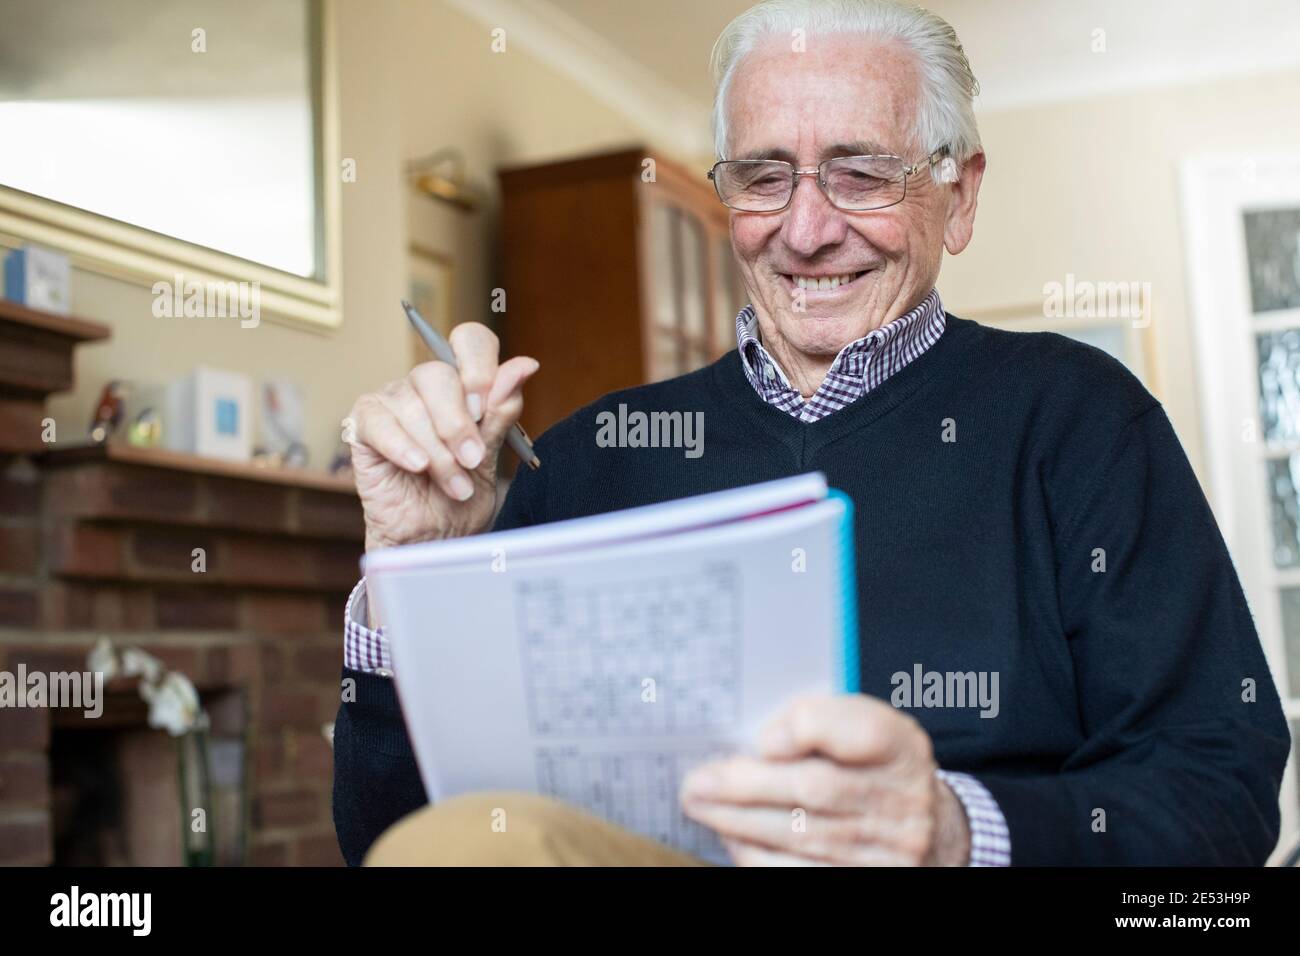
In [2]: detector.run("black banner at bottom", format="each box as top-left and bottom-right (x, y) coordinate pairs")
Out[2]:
(0, 865), (1292, 941)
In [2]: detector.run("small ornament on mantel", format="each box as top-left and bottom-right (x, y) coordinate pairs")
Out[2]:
(328, 440), (353, 478)
(283, 440), (309, 469)
(126, 407), (162, 448)
(88, 380), (130, 444)
(261, 379), (306, 462)
(250, 446), (283, 469)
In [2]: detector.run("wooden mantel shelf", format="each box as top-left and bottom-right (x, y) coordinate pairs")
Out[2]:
(0, 297), (111, 343)
(0, 299), (113, 453)
(41, 442), (358, 494)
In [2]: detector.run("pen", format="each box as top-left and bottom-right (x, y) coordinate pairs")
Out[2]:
(401, 300), (540, 470)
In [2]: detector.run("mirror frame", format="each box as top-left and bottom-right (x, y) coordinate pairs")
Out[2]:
(0, 0), (343, 331)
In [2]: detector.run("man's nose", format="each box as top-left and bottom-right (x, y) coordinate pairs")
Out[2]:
(779, 174), (848, 257)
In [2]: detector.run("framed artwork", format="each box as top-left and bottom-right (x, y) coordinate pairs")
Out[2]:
(261, 378), (307, 458)
(964, 297), (1155, 391)
(408, 243), (455, 366)
(164, 366), (253, 462)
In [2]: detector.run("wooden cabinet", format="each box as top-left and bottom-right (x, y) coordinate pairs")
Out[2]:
(498, 147), (745, 436)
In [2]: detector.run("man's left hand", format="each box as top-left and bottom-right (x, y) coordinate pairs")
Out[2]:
(680, 694), (971, 866)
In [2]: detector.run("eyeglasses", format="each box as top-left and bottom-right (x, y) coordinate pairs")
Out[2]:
(707, 148), (949, 212)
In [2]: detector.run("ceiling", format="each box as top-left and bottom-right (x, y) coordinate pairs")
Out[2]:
(544, 0), (1300, 113)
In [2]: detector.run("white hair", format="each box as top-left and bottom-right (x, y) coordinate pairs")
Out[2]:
(710, 0), (981, 179)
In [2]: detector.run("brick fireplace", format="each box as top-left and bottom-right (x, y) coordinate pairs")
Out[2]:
(0, 299), (356, 866)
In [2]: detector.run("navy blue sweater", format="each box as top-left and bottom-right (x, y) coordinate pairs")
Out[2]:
(333, 316), (1290, 865)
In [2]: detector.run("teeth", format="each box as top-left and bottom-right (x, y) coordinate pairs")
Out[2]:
(793, 273), (858, 290)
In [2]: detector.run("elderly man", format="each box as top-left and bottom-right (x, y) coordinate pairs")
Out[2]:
(333, 0), (1289, 866)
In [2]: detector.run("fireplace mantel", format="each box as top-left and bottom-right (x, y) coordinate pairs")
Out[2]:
(0, 304), (354, 867)
(0, 299), (111, 454)
(41, 443), (357, 495)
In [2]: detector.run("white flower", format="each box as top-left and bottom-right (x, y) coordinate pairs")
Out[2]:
(121, 647), (163, 684)
(141, 671), (201, 736)
(84, 640), (207, 737)
(87, 637), (119, 681)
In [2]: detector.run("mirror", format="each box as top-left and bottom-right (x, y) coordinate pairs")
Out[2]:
(0, 0), (338, 325)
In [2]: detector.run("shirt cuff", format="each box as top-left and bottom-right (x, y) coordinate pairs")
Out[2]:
(343, 578), (393, 676)
(936, 770), (1012, 866)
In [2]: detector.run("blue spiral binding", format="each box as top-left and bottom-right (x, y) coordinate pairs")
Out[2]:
(826, 489), (860, 694)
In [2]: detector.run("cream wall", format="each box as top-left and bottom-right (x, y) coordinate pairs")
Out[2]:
(398, 0), (650, 341)
(939, 68), (1300, 478)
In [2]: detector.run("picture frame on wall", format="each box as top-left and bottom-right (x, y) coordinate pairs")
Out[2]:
(408, 243), (455, 366)
(164, 366), (253, 462)
(964, 295), (1156, 391)
(261, 378), (308, 464)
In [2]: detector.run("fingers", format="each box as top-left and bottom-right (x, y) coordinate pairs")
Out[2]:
(409, 361), (485, 473)
(375, 379), (474, 501)
(682, 800), (916, 864)
(722, 838), (829, 867)
(681, 755), (873, 815)
(349, 321), (539, 497)
(758, 693), (925, 767)
(448, 323), (499, 424)
(349, 393), (431, 474)
(480, 356), (541, 450)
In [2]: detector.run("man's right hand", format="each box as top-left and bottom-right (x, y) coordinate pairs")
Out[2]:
(346, 322), (540, 553)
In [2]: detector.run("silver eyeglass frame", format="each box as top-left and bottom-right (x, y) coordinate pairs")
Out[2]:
(707, 147), (951, 212)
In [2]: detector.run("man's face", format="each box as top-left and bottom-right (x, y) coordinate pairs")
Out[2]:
(724, 35), (963, 358)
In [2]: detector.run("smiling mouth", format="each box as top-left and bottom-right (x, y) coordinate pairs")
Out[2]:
(779, 270), (870, 292)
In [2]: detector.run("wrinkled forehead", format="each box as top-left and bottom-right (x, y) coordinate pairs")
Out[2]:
(723, 33), (922, 162)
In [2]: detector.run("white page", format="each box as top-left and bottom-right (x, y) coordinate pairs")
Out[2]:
(363, 472), (828, 574)
(368, 488), (849, 864)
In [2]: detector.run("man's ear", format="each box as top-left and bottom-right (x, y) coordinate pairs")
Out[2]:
(943, 150), (986, 255)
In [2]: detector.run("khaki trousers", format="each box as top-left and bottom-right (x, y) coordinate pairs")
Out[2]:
(364, 791), (709, 866)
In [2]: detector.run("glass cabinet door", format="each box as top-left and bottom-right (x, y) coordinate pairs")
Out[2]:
(642, 199), (722, 379)
(711, 236), (743, 357)
(679, 215), (706, 342)
(644, 200), (683, 381)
